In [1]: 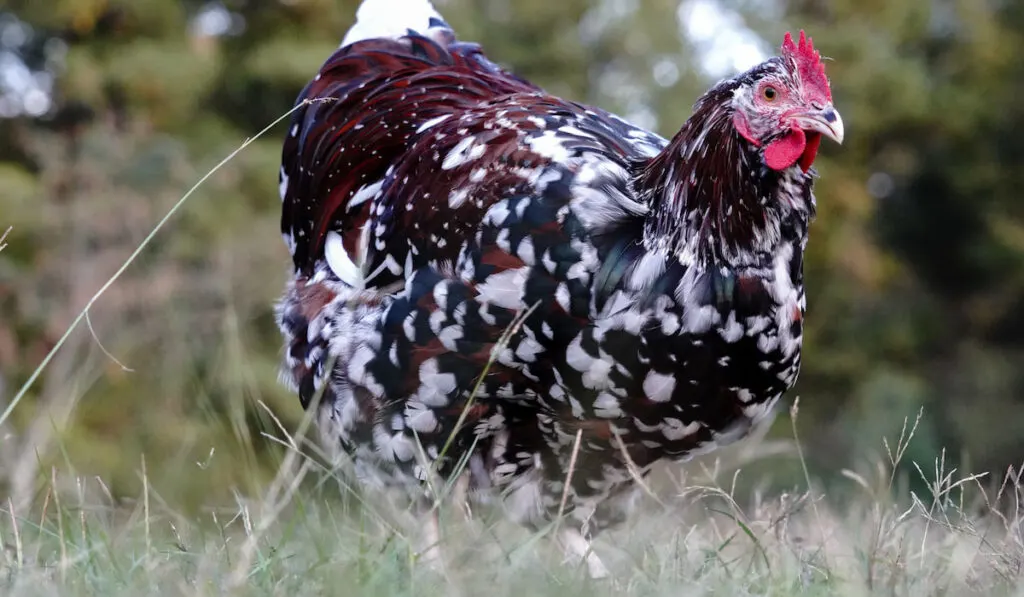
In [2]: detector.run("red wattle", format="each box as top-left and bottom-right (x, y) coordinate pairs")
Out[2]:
(798, 132), (822, 172)
(764, 126), (806, 171)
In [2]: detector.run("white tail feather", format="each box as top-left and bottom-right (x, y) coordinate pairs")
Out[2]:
(325, 230), (364, 288)
(341, 0), (449, 47)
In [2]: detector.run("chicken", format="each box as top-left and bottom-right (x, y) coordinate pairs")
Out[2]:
(276, 0), (843, 577)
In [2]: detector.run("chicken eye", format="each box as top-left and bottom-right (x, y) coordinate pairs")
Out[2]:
(762, 86), (778, 101)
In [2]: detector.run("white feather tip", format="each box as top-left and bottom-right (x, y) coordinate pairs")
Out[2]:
(341, 0), (448, 47)
(325, 231), (365, 288)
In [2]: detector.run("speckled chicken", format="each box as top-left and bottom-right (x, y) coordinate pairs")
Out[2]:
(276, 0), (843, 577)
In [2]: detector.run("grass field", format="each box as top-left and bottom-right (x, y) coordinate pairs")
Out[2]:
(0, 408), (1021, 597)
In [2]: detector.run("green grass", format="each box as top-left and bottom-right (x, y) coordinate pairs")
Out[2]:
(0, 433), (1021, 597)
(0, 402), (1021, 596)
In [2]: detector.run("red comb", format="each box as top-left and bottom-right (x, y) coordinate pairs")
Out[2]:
(781, 30), (832, 103)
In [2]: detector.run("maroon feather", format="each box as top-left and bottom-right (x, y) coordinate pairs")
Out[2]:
(280, 34), (542, 276)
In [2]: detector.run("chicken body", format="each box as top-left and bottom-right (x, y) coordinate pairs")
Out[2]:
(276, 0), (842, 576)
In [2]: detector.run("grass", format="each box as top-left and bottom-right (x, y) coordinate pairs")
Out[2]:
(0, 426), (1021, 597)
(2, 108), (1023, 597)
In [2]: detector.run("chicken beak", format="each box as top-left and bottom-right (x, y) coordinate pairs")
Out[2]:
(794, 105), (844, 145)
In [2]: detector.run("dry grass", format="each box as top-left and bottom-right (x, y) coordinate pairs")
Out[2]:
(0, 420), (1021, 597)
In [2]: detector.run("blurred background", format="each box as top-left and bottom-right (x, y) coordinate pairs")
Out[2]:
(1, 0), (1023, 512)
